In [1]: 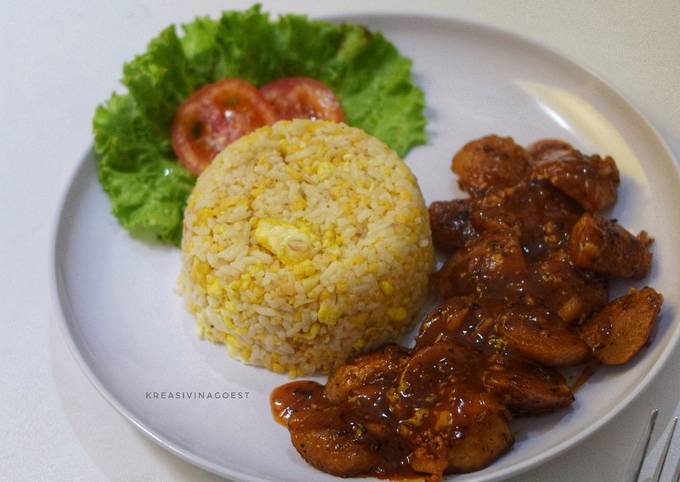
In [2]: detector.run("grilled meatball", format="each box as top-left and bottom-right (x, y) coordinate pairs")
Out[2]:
(452, 135), (531, 197)
(579, 287), (663, 365)
(569, 213), (653, 279)
(429, 199), (478, 252)
(496, 304), (590, 367)
(482, 363), (574, 415)
(530, 140), (620, 211)
(436, 230), (527, 299)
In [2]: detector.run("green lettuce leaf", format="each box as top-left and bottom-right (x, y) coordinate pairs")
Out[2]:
(94, 94), (195, 244)
(94, 5), (427, 245)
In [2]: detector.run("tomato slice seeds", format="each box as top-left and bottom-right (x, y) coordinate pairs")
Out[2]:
(171, 77), (345, 175)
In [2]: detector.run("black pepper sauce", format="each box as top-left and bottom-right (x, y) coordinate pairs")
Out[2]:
(438, 180), (607, 327)
(269, 309), (526, 480)
(271, 367), (420, 478)
(270, 381), (327, 426)
(268, 287), (577, 479)
(470, 179), (583, 262)
(270, 177), (607, 479)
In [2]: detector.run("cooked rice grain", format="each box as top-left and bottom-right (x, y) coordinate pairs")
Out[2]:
(178, 120), (434, 376)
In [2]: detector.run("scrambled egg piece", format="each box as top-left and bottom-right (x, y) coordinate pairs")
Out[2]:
(254, 218), (318, 264)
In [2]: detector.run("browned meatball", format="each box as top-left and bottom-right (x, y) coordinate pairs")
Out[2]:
(496, 305), (591, 367)
(529, 250), (608, 323)
(429, 199), (478, 252)
(530, 140), (620, 211)
(325, 344), (409, 404)
(482, 364), (574, 415)
(444, 393), (513, 474)
(406, 387), (513, 476)
(436, 230), (527, 299)
(288, 406), (385, 477)
(569, 213), (653, 279)
(470, 180), (583, 260)
(452, 135), (531, 197)
(398, 342), (477, 399)
(416, 296), (475, 347)
(579, 288), (663, 365)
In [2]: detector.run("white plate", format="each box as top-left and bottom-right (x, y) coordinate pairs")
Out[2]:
(53, 13), (680, 482)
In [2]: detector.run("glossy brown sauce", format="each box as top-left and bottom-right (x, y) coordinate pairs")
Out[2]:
(270, 381), (327, 426)
(271, 379), (421, 479)
(269, 136), (658, 481)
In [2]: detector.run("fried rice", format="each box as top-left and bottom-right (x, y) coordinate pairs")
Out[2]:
(178, 119), (434, 376)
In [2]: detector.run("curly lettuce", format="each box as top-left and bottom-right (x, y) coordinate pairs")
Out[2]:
(94, 5), (427, 245)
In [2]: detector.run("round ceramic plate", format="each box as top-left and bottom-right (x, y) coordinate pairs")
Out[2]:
(53, 13), (680, 482)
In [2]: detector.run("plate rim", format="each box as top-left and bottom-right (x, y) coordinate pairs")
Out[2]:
(51, 11), (680, 482)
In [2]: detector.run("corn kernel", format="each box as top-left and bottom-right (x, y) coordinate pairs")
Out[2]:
(205, 275), (222, 296)
(195, 208), (213, 226)
(293, 259), (317, 277)
(217, 196), (241, 211)
(367, 262), (380, 273)
(302, 275), (321, 293)
(251, 285), (265, 303)
(320, 289), (332, 301)
(379, 280), (395, 296)
(316, 161), (333, 179)
(336, 280), (348, 293)
(191, 259), (211, 284)
(225, 334), (242, 350)
(400, 190), (413, 202)
(387, 306), (407, 321)
(351, 312), (369, 326)
(350, 253), (365, 265)
(290, 195), (307, 211)
(318, 301), (342, 325)
(285, 165), (302, 181)
(296, 322), (321, 341)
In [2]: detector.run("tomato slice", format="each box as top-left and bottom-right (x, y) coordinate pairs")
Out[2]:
(259, 77), (345, 122)
(172, 79), (277, 176)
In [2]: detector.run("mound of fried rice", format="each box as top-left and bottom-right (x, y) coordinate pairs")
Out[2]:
(178, 120), (434, 376)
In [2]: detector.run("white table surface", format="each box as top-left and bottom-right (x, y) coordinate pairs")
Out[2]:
(2, 1), (679, 481)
